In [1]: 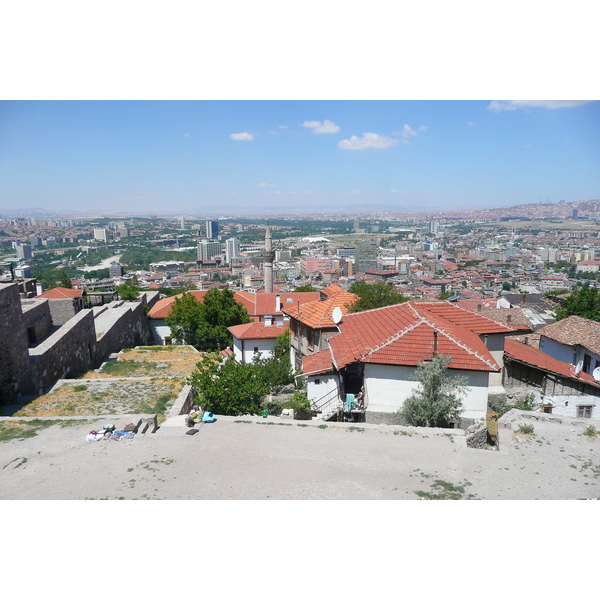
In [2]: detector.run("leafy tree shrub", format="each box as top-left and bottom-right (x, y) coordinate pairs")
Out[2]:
(189, 336), (294, 416)
(395, 354), (466, 428)
(189, 352), (270, 416)
(555, 284), (600, 322)
(282, 392), (311, 420)
(166, 289), (251, 351)
(116, 282), (139, 301)
(348, 281), (407, 313)
(513, 393), (539, 411)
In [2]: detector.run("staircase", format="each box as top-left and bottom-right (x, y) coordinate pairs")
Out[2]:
(311, 388), (343, 421)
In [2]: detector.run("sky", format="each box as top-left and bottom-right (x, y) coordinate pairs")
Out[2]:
(1, 99), (598, 216)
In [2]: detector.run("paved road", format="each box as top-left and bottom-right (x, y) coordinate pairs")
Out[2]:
(79, 254), (122, 272)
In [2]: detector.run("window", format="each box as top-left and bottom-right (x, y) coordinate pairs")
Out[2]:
(542, 405), (553, 414)
(577, 405), (593, 418)
(314, 379), (321, 385)
(253, 347), (259, 354)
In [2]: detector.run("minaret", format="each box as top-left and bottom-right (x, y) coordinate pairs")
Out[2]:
(263, 222), (274, 293)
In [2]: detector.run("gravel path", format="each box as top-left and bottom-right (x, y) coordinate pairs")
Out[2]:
(1, 412), (598, 500)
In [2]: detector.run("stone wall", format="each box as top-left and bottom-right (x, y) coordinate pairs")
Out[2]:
(0, 283), (30, 400)
(47, 297), (83, 326)
(94, 301), (152, 358)
(1, 290), (154, 401)
(21, 298), (53, 345)
(364, 411), (397, 425)
(28, 309), (97, 395)
(465, 419), (488, 449)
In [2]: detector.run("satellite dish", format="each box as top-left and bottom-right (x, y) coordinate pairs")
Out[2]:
(593, 366), (600, 381)
(332, 306), (343, 324)
(575, 360), (584, 375)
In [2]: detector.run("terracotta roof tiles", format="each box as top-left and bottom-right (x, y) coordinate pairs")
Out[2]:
(537, 316), (600, 355)
(327, 301), (501, 372)
(505, 338), (600, 388)
(283, 291), (358, 329)
(37, 287), (83, 299)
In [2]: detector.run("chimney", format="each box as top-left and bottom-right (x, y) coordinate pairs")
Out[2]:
(275, 293), (281, 313)
(522, 294), (527, 303)
(433, 330), (438, 357)
(506, 314), (512, 324)
(477, 304), (482, 312)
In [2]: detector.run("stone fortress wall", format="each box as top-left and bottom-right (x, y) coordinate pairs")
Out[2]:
(0, 282), (159, 400)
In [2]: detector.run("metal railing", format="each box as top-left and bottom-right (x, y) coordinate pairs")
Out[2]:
(311, 387), (343, 419)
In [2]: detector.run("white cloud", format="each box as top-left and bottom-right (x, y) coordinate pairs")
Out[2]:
(183, 133), (190, 138)
(396, 124), (417, 139)
(230, 132), (254, 141)
(467, 121), (474, 126)
(338, 132), (399, 150)
(301, 119), (340, 134)
(257, 182), (274, 188)
(488, 100), (593, 112)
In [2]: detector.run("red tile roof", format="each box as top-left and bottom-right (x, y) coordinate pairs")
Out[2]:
(38, 287), (83, 299)
(147, 291), (208, 318)
(504, 338), (600, 388)
(327, 301), (501, 372)
(228, 321), (288, 340)
(537, 316), (600, 355)
(283, 291), (358, 329)
(149, 290), (320, 320)
(322, 284), (346, 297)
(302, 350), (335, 375)
(411, 300), (516, 334)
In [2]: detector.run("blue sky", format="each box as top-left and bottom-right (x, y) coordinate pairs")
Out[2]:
(1, 100), (598, 216)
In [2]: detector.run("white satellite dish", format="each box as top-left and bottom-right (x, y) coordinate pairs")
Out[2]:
(593, 366), (600, 381)
(575, 360), (584, 375)
(332, 306), (343, 324)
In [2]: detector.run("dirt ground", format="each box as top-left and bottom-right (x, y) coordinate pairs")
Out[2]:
(1, 411), (598, 500)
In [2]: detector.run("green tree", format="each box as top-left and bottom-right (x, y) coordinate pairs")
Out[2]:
(294, 284), (318, 292)
(189, 352), (271, 416)
(395, 354), (466, 428)
(348, 280), (407, 312)
(166, 289), (251, 350)
(555, 284), (600, 322)
(59, 270), (73, 288)
(116, 282), (140, 301)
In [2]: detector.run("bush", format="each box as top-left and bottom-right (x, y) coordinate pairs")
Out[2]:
(395, 354), (466, 428)
(517, 423), (535, 434)
(583, 425), (599, 438)
(282, 392), (311, 420)
(513, 393), (539, 411)
(262, 399), (283, 416)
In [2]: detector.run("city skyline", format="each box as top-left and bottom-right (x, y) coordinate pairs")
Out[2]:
(1, 100), (598, 216)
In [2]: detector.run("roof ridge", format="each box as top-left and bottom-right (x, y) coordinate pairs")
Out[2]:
(419, 315), (499, 370)
(422, 299), (515, 332)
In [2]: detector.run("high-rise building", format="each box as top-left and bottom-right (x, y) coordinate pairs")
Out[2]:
(354, 240), (378, 273)
(225, 237), (241, 264)
(180, 216), (185, 229)
(109, 262), (124, 277)
(94, 228), (109, 242)
(16, 244), (32, 260)
(206, 219), (219, 240)
(197, 238), (222, 262)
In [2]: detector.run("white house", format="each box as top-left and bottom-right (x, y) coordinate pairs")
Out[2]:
(504, 337), (600, 420)
(228, 320), (287, 362)
(536, 316), (600, 376)
(302, 300), (517, 426)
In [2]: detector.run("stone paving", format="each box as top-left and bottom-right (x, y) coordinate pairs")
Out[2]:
(0, 410), (598, 500)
